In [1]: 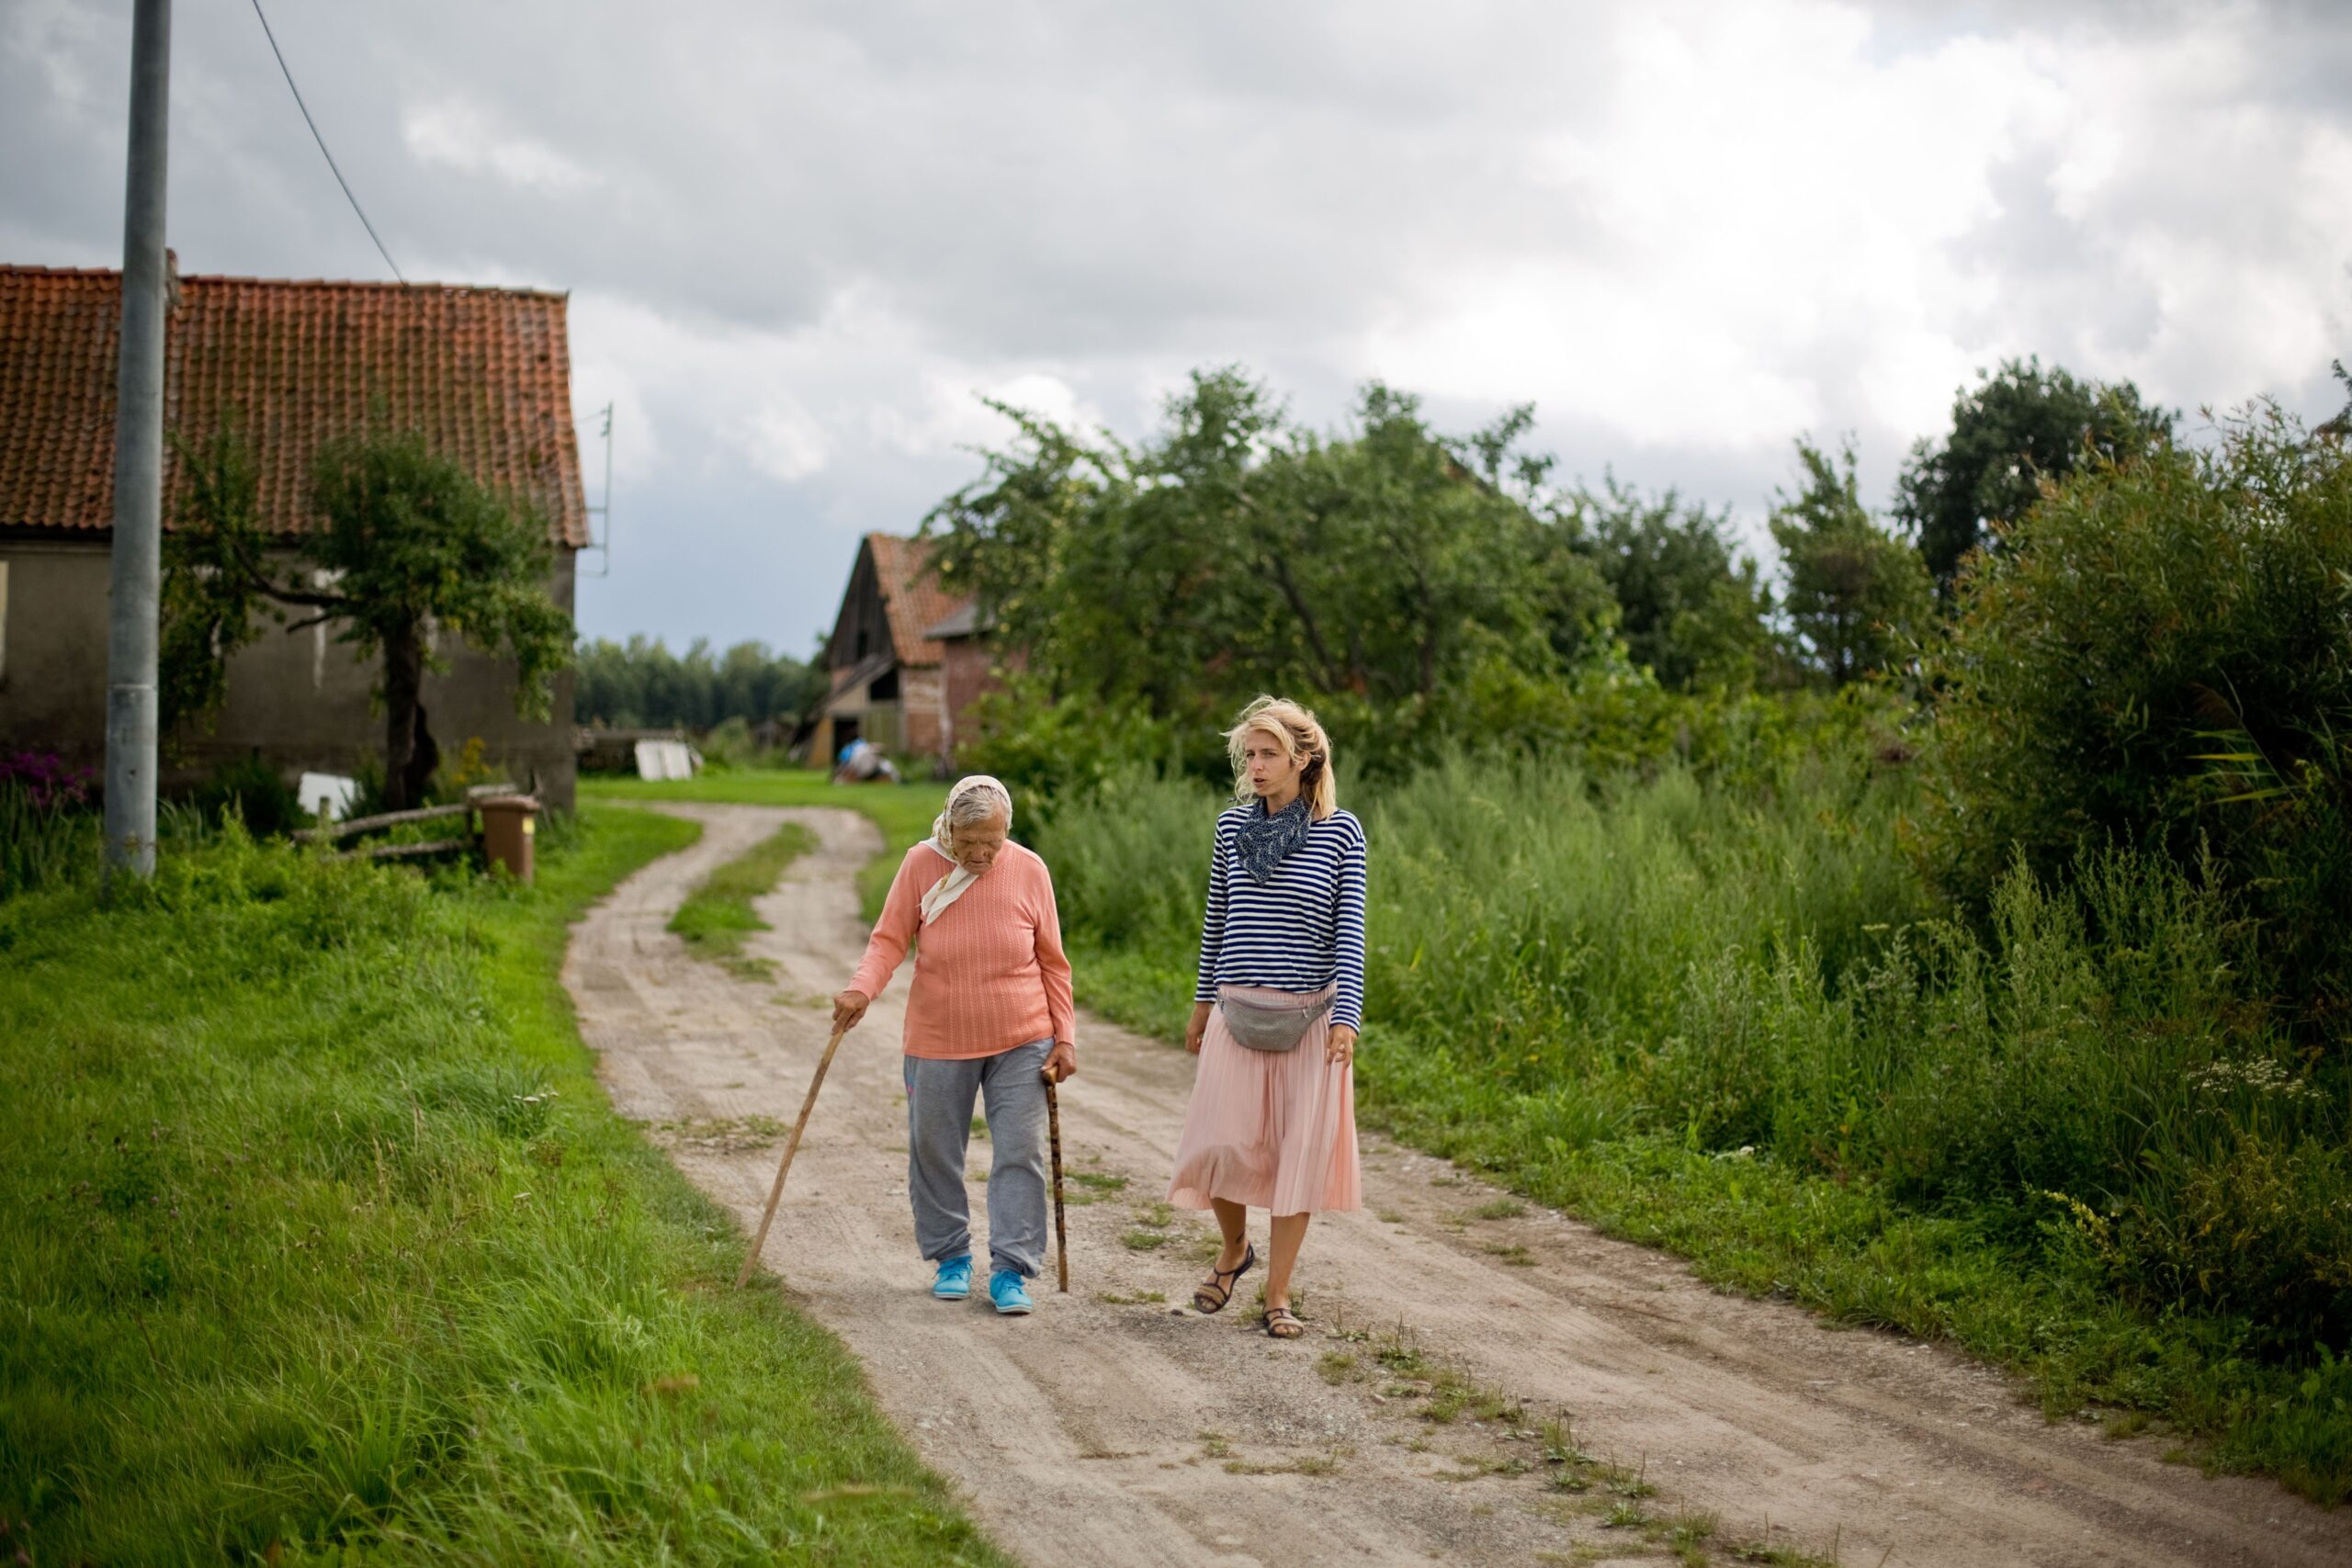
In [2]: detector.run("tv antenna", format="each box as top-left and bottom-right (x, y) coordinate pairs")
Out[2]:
(582, 401), (615, 578)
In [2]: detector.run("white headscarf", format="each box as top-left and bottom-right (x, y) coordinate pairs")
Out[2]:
(919, 774), (1013, 924)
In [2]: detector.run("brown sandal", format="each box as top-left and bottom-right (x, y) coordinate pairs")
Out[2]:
(1262, 1306), (1305, 1339)
(1193, 1243), (1256, 1314)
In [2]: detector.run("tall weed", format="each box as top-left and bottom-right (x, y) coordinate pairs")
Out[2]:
(0, 783), (95, 897)
(1041, 750), (2352, 1367)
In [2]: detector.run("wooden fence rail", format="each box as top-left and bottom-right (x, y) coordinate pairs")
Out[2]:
(337, 838), (471, 863)
(292, 802), (474, 843)
(292, 791), (535, 878)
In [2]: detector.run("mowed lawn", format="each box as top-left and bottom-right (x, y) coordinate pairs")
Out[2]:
(0, 805), (1010, 1566)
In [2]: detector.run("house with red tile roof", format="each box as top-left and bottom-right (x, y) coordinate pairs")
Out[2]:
(811, 532), (1001, 770)
(0, 259), (586, 806)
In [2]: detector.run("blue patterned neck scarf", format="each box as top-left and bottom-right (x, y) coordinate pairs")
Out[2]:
(1234, 795), (1311, 885)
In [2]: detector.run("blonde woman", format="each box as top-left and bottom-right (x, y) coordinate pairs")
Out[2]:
(1167, 697), (1366, 1338)
(833, 775), (1077, 1316)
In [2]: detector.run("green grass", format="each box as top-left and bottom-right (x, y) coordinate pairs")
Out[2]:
(667, 819), (817, 979)
(584, 770), (942, 920)
(0, 807), (1010, 1565)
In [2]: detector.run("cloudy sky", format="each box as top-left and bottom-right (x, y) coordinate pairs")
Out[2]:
(7, 1), (2350, 656)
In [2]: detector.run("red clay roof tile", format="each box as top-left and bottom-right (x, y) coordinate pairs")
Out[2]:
(865, 532), (973, 667)
(0, 264), (587, 547)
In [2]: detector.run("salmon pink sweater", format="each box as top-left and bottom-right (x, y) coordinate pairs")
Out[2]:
(848, 841), (1077, 1060)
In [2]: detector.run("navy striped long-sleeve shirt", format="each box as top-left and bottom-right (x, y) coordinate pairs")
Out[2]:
(1193, 804), (1369, 1031)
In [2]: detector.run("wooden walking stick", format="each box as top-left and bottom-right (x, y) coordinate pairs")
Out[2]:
(1043, 1068), (1069, 1292)
(735, 1024), (849, 1289)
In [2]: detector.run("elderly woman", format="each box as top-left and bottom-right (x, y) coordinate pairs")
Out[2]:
(1168, 696), (1366, 1338)
(833, 775), (1077, 1316)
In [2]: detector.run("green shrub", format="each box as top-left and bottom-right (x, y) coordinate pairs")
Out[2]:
(695, 715), (758, 768)
(185, 755), (305, 836)
(1922, 402), (2352, 1041)
(958, 674), (1213, 809)
(2119, 1126), (2352, 1348)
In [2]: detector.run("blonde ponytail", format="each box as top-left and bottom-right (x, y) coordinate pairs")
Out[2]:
(1224, 694), (1337, 821)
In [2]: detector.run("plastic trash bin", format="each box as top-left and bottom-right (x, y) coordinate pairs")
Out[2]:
(477, 795), (539, 884)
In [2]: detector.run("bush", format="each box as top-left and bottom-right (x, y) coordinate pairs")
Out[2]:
(1922, 402), (2352, 1040)
(185, 756), (305, 836)
(1443, 650), (1916, 792)
(958, 674), (1215, 810)
(696, 716), (760, 769)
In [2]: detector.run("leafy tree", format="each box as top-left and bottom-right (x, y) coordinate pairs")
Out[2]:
(1566, 479), (1780, 691)
(925, 368), (1616, 773)
(1896, 356), (2174, 592)
(1769, 438), (1933, 688)
(2320, 357), (2352, 440)
(164, 424), (572, 810)
(1920, 400), (2352, 1041)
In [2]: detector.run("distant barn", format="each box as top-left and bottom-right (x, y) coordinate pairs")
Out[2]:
(811, 533), (1001, 772)
(0, 258), (586, 806)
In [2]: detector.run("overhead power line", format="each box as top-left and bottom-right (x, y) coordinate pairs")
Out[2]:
(248, 0), (404, 282)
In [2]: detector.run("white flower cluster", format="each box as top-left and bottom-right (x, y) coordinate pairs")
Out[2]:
(2188, 1057), (2319, 1100)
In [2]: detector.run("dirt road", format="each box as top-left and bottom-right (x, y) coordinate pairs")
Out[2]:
(564, 803), (2352, 1567)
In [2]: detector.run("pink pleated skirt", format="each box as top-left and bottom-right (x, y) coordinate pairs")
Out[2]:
(1167, 983), (1362, 1217)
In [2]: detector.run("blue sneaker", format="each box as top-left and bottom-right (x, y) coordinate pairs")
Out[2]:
(989, 1269), (1034, 1315)
(932, 1255), (973, 1300)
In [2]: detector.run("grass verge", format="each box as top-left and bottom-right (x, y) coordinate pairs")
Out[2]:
(668, 819), (818, 979)
(0, 807), (1010, 1565)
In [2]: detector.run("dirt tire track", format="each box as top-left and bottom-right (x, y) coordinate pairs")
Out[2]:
(565, 803), (2352, 1567)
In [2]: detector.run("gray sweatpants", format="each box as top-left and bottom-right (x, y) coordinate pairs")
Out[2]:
(904, 1039), (1051, 1279)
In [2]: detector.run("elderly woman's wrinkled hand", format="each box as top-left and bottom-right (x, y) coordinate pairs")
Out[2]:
(831, 988), (870, 1033)
(1044, 1040), (1078, 1083)
(1326, 1023), (1357, 1066)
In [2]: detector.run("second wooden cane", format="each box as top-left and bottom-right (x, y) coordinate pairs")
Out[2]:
(1044, 1071), (1069, 1292)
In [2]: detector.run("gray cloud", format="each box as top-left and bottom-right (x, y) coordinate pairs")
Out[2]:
(6, 0), (2348, 651)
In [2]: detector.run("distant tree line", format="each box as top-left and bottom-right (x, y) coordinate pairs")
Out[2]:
(573, 636), (827, 734)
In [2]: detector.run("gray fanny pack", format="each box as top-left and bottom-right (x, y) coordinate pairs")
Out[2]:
(1217, 989), (1335, 1054)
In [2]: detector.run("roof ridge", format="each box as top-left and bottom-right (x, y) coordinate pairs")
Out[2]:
(184, 274), (571, 299)
(0, 264), (124, 278)
(0, 263), (569, 300)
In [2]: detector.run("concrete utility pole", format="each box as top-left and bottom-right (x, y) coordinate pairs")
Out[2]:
(103, 0), (172, 881)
